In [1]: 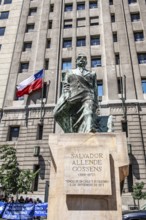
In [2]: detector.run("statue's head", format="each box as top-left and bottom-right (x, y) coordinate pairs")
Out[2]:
(76, 54), (87, 68)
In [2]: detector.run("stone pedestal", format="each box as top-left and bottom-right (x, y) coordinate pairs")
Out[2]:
(48, 133), (129, 220)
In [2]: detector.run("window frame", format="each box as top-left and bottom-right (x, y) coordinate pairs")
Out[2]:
(138, 53), (146, 64)
(77, 17), (86, 27)
(50, 4), (54, 12)
(23, 42), (32, 51)
(44, 59), (49, 70)
(134, 31), (144, 42)
(28, 7), (37, 16)
(64, 19), (72, 29)
(89, 0), (98, 9)
(32, 165), (40, 191)
(64, 3), (73, 12)
(91, 35), (100, 45)
(36, 124), (43, 140)
(111, 14), (115, 22)
(115, 53), (120, 65)
(117, 77), (123, 94)
(63, 38), (72, 48)
(128, 0), (137, 4)
(26, 24), (35, 33)
(131, 12), (140, 22)
(91, 57), (102, 67)
(109, 0), (113, 5)
(97, 80), (103, 96)
(113, 32), (118, 42)
(90, 16), (99, 26)
(4, 0), (12, 4)
(19, 62), (29, 73)
(76, 37), (86, 47)
(46, 39), (51, 48)
(62, 59), (72, 70)
(0, 11), (9, 19)
(48, 20), (52, 29)
(77, 2), (85, 10)
(0, 27), (5, 36)
(141, 78), (146, 93)
(8, 126), (20, 141)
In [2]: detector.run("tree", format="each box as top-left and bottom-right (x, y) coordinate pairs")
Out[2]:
(132, 182), (146, 209)
(0, 145), (39, 199)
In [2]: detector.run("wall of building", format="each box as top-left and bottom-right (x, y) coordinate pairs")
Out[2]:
(0, 0), (23, 109)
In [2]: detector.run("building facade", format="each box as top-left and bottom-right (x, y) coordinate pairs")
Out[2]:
(0, 0), (146, 205)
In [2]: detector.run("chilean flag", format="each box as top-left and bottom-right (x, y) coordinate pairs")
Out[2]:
(16, 69), (44, 97)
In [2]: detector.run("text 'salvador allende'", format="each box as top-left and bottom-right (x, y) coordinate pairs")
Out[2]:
(71, 153), (103, 172)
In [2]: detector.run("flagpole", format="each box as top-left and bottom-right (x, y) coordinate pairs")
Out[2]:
(40, 69), (45, 124)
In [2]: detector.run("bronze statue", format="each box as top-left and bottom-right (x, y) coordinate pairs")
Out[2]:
(53, 54), (98, 133)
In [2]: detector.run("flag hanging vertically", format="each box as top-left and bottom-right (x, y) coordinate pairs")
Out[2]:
(16, 69), (44, 97)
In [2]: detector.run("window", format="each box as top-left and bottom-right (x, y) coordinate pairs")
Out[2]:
(48, 20), (52, 29)
(127, 164), (133, 192)
(89, 0), (98, 8)
(29, 8), (37, 16)
(77, 37), (86, 47)
(0, 27), (5, 36)
(97, 81), (103, 96)
(23, 42), (32, 51)
(46, 39), (51, 48)
(91, 57), (101, 67)
(134, 31), (144, 41)
(19, 62), (29, 72)
(4, 0), (12, 4)
(63, 38), (72, 48)
(113, 32), (117, 42)
(77, 2), (85, 10)
(142, 79), (146, 93)
(62, 59), (72, 70)
(0, 44), (1, 50)
(77, 18), (85, 27)
(50, 4), (54, 12)
(128, 0), (137, 4)
(111, 14), (115, 22)
(64, 3), (73, 12)
(8, 126), (20, 141)
(64, 19), (72, 28)
(26, 24), (35, 33)
(115, 53), (120, 64)
(91, 35), (100, 45)
(32, 165), (40, 191)
(43, 82), (47, 98)
(90, 17), (99, 26)
(109, 0), (113, 5)
(45, 59), (49, 70)
(117, 77), (123, 94)
(37, 124), (43, 140)
(0, 11), (9, 19)
(121, 120), (128, 137)
(138, 53), (146, 64)
(131, 12), (140, 22)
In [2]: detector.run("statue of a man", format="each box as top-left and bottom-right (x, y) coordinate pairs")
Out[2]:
(53, 54), (98, 133)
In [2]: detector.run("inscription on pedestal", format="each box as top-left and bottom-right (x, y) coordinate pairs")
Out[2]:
(65, 146), (111, 195)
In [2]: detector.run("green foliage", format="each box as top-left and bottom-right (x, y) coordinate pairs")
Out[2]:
(132, 182), (146, 200)
(0, 145), (39, 197)
(132, 182), (146, 209)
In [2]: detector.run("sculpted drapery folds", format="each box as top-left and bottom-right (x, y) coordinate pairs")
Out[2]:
(53, 54), (98, 133)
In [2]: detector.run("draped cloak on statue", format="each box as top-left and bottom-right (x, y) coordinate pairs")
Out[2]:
(53, 68), (98, 133)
